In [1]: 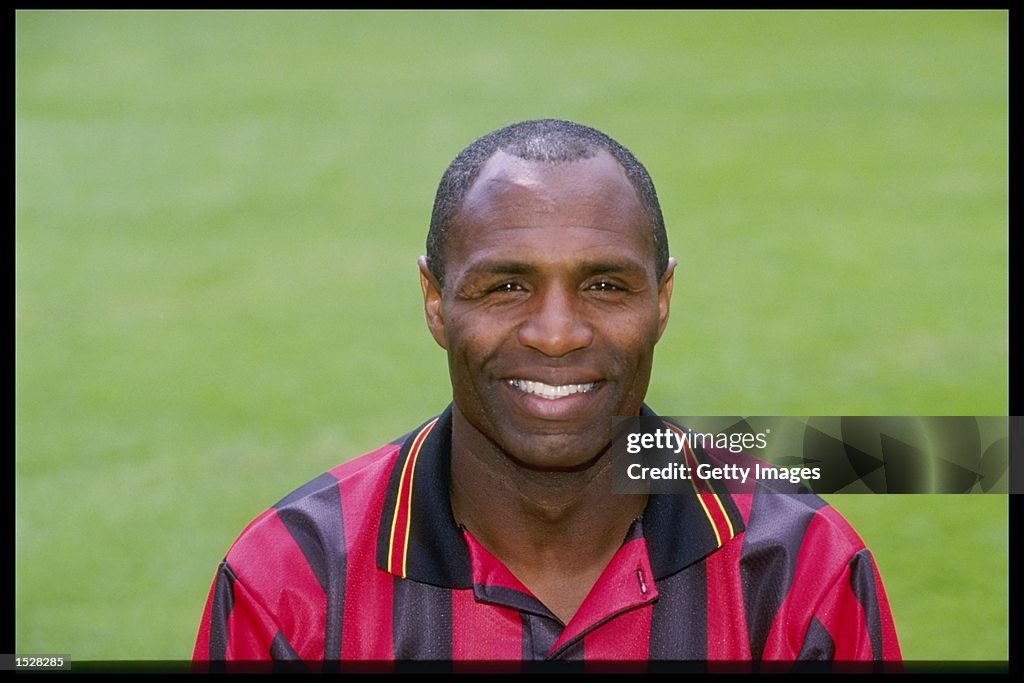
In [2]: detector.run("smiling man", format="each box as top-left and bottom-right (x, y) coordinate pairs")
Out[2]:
(194, 120), (901, 669)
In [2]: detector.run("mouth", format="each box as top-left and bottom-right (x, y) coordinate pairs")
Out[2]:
(506, 378), (599, 400)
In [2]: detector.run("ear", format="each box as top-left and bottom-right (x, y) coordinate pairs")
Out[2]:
(419, 256), (448, 349)
(655, 257), (677, 342)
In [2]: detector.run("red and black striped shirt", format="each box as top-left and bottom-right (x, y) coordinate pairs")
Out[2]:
(193, 405), (901, 670)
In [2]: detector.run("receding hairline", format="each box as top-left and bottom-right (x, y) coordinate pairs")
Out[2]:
(454, 148), (648, 219)
(426, 118), (669, 287)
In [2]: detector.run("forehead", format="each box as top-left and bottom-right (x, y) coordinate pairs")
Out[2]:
(448, 150), (655, 269)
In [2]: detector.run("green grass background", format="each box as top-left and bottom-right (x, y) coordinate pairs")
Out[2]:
(16, 10), (1008, 662)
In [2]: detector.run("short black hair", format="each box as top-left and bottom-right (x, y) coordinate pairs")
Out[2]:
(426, 119), (669, 287)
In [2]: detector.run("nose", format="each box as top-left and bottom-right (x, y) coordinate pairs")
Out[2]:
(517, 284), (594, 358)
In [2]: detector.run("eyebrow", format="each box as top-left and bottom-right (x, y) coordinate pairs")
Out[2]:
(577, 260), (648, 277)
(461, 259), (648, 279)
(462, 261), (537, 278)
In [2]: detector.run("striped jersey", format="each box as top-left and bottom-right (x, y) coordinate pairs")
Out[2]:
(193, 405), (901, 671)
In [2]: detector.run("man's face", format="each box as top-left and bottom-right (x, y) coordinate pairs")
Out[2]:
(421, 150), (675, 470)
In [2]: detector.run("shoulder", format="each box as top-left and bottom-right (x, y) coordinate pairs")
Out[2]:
(722, 490), (900, 662)
(196, 432), (419, 661)
(747, 490), (864, 547)
(220, 432), (412, 591)
(735, 488), (870, 583)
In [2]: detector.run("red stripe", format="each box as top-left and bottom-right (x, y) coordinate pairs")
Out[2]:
(761, 512), (839, 659)
(806, 507), (901, 662)
(831, 577), (871, 662)
(804, 564), (872, 663)
(193, 573), (216, 660)
(464, 530), (535, 593)
(224, 578), (281, 664)
(816, 504), (869, 548)
(582, 604), (652, 670)
(327, 441), (403, 480)
(340, 449), (399, 663)
(704, 536), (752, 666)
(872, 555), (902, 661)
(730, 491), (755, 525)
(760, 506), (903, 663)
(225, 510), (326, 660)
(451, 588), (522, 670)
(551, 537), (657, 656)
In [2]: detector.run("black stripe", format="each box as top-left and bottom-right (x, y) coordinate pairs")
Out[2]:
(474, 584), (559, 622)
(740, 488), (820, 661)
(389, 428), (418, 446)
(520, 613), (532, 661)
(799, 491), (830, 512)
(524, 617), (582, 666)
(392, 576), (453, 663)
(273, 471), (338, 509)
(848, 549), (884, 662)
(269, 631), (309, 672)
(796, 616), (835, 663)
(553, 640), (584, 665)
(649, 562), (707, 660)
(208, 560), (236, 668)
(520, 612), (563, 664)
(269, 630), (300, 659)
(623, 517), (644, 543)
(275, 479), (346, 662)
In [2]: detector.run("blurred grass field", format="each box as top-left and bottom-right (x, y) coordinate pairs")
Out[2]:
(16, 10), (1008, 662)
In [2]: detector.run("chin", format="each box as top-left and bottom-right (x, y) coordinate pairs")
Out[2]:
(497, 431), (612, 473)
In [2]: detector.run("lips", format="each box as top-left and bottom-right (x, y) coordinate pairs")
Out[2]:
(500, 374), (606, 423)
(506, 378), (598, 400)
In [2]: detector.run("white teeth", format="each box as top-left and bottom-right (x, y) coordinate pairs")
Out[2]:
(507, 379), (597, 400)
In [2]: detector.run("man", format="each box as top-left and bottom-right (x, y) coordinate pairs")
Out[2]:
(193, 119), (901, 669)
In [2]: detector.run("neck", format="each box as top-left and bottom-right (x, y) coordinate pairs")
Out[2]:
(448, 403), (646, 579)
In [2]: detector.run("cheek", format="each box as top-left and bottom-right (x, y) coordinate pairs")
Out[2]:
(443, 311), (510, 378)
(601, 310), (661, 361)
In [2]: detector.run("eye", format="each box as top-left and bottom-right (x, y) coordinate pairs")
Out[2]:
(588, 281), (622, 292)
(490, 282), (525, 293)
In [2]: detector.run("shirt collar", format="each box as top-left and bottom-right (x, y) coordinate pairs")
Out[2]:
(375, 404), (745, 587)
(375, 405), (471, 587)
(638, 405), (747, 579)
